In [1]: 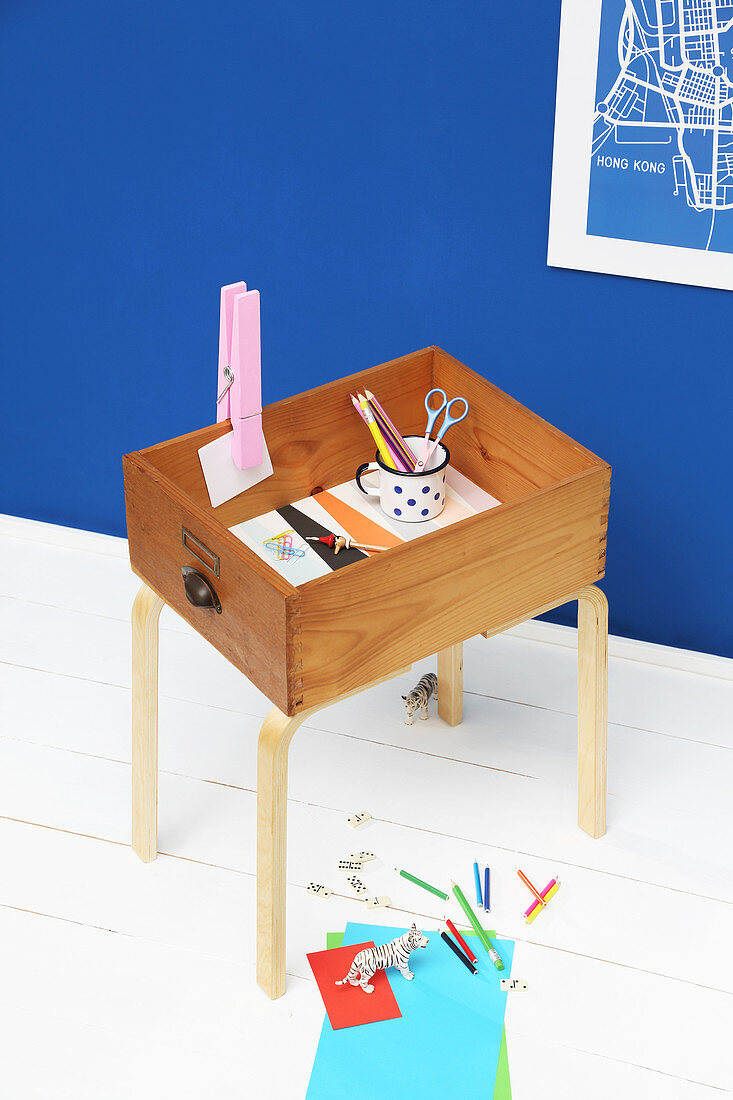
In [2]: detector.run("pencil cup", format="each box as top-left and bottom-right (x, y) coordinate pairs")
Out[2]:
(355, 437), (449, 523)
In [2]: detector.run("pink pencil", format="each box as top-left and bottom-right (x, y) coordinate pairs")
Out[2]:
(364, 389), (417, 468)
(351, 393), (408, 471)
(350, 394), (409, 471)
(523, 878), (559, 921)
(351, 393), (369, 425)
(368, 405), (414, 471)
(365, 410), (412, 472)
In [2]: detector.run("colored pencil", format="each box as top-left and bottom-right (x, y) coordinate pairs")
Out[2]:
(440, 932), (478, 975)
(473, 861), (483, 907)
(357, 391), (402, 470)
(351, 395), (406, 470)
(449, 880), (504, 970)
(374, 418), (412, 471)
(517, 868), (546, 909)
(484, 866), (490, 913)
(360, 397), (412, 470)
(364, 389), (417, 467)
(445, 917), (478, 965)
(352, 393), (397, 469)
(395, 867), (449, 901)
(350, 393), (369, 425)
(525, 879), (560, 924)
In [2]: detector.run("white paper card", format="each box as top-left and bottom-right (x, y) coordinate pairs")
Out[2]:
(198, 430), (273, 508)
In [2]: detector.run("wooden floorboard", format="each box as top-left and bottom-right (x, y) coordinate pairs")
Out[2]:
(2, 522), (732, 1097)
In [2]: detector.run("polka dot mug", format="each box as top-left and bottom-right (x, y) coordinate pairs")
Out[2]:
(355, 436), (449, 523)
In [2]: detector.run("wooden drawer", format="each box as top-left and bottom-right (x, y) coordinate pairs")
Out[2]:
(123, 347), (610, 715)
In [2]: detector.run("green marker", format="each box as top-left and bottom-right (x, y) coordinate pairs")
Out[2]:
(450, 879), (504, 970)
(395, 867), (449, 901)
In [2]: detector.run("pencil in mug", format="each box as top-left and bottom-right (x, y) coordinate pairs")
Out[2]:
(364, 394), (416, 470)
(355, 392), (411, 472)
(356, 393), (395, 468)
(369, 412), (412, 471)
(364, 389), (417, 468)
(351, 395), (407, 471)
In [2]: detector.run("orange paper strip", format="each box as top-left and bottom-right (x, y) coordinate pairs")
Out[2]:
(313, 490), (404, 550)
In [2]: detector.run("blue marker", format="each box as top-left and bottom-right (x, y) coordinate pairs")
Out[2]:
(473, 861), (483, 907)
(484, 866), (491, 913)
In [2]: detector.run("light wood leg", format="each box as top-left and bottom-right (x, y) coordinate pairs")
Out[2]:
(437, 642), (463, 726)
(132, 583), (164, 863)
(577, 585), (608, 838)
(255, 666), (412, 999)
(256, 706), (308, 1000)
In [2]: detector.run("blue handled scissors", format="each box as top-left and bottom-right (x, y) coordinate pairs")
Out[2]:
(414, 388), (469, 471)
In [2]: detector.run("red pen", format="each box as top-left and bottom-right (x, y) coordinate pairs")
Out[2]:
(445, 917), (478, 965)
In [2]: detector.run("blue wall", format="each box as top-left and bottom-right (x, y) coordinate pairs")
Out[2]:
(2, 1), (730, 657)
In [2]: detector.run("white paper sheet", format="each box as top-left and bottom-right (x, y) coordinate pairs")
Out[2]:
(197, 430), (273, 508)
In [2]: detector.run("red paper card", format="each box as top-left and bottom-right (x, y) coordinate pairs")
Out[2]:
(307, 942), (402, 1030)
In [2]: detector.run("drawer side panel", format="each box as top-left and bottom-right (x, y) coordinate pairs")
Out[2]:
(124, 454), (292, 712)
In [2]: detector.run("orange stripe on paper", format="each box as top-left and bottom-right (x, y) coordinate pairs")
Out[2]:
(313, 490), (403, 549)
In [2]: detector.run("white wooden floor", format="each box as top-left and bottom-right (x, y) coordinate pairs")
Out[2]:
(1, 514), (732, 1099)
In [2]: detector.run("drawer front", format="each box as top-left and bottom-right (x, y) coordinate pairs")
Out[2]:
(296, 467), (610, 710)
(124, 454), (293, 712)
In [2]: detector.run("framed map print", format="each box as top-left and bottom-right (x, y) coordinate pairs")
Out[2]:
(548, 0), (733, 290)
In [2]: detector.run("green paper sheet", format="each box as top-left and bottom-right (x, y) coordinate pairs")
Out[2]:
(326, 930), (511, 1100)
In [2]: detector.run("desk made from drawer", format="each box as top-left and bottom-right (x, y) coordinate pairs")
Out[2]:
(123, 346), (611, 1000)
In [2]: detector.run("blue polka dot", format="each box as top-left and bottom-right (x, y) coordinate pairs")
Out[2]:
(407, 498), (416, 507)
(421, 508), (429, 516)
(440, 496), (445, 505)
(422, 485), (430, 494)
(442, 474), (446, 483)
(394, 507), (402, 516)
(434, 492), (440, 500)
(394, 485), (402, 494)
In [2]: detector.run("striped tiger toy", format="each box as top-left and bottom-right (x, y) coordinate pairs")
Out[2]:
(402, 672), (438, 725)
(335, 923), (429, 993)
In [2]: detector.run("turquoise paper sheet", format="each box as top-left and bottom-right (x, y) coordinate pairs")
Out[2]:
(306, 922), (514, 1099)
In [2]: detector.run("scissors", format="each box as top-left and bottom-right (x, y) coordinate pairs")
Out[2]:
(414, 388), (469, 471)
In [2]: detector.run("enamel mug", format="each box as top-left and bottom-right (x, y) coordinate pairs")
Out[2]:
(355, 436), (449, 522)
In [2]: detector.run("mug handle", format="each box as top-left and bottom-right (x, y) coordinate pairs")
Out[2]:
(355, 462), (380, 497)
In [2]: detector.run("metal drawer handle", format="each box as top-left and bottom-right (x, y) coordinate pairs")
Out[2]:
(181, 567), (222, 613)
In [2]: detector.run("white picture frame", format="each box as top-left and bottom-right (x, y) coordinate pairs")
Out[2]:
(548, 0), (733, 291)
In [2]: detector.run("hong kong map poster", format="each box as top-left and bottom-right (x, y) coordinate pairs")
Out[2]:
(548, 0), (733, 290)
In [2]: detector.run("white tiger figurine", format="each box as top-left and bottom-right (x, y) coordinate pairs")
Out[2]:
(335, 923), (429, 993)
(402, 672), (438, 725)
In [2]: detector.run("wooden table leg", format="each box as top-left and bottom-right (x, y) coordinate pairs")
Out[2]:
(257, 706), (308, 999)
(255, 667), (412, 999)
(437, 642), (463, 726)
(577, 585), (608, 839)
(132, 583), (164, 863)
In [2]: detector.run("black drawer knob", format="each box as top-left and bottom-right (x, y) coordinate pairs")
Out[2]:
(182, 567), (222, 613)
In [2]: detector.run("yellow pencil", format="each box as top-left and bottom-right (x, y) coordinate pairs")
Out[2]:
(525, 881), (560, 924)
(358, 393), (396, 469)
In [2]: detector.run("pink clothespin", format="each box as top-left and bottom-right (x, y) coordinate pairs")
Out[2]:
(216, 281), (263, 469)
